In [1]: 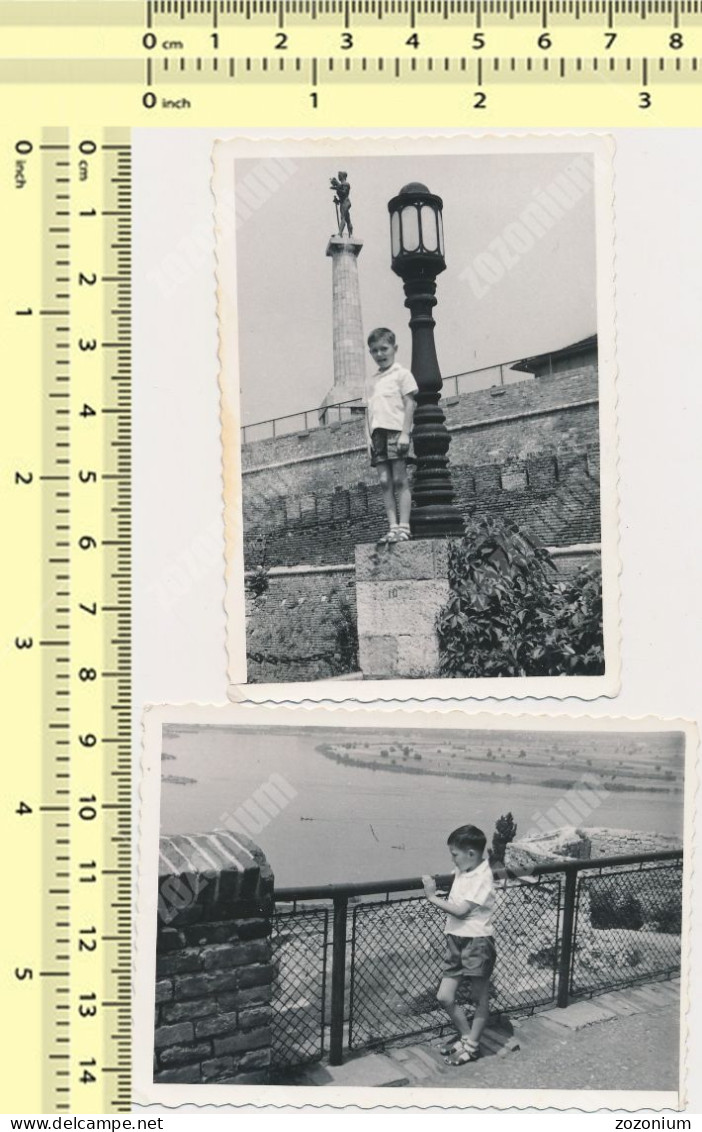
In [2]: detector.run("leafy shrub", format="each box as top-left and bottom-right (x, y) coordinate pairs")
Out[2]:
(489, 812), (518, 866)
(246, 564), (270, 597)
(436, 515), (605, 678)
(589, 881), (644, 930)
(649, 896), (682, 935)
(245, 534), (271, 597)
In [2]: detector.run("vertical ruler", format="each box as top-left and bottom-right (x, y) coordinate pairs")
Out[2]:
(1, 127), (132, 1113)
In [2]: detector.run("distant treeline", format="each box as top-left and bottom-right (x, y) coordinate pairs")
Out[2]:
(316, 745), (680, 794)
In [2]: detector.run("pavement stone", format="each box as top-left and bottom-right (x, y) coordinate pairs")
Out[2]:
(411, 1047), (444, 1071)
(305, 1053), (410, 1088)
(297, 983), (680, 1092)
(632, 983), (677, 1006)
(544, 999), (617, 1030)
(624, 986), (673, 1011)
(594, 991), (648, 1018)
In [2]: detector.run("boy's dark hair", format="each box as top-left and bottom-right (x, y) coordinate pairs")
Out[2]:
(367, 327), (396, 348)
(447, 824), (487, 853)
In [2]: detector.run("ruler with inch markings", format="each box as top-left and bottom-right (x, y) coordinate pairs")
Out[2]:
(1, 0), (702, 123)
(1, 127), (132, 1114)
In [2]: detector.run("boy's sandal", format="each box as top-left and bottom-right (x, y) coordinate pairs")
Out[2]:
(444, 1040), (481, 1066)
(437, 1035), (462, 1057)
(377, 527), (398, 545)
(388, 527), (411, 543)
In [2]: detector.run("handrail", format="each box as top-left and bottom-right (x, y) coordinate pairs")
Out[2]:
(273, 847), (682, 1067)
(240, 397), (364, 445)
(240, 356), (538, 444)
(274, 848), (682, 903)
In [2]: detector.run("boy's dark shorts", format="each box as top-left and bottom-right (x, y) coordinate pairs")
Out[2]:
(370, 428), (414, 467)
(443, 934), (496, 980)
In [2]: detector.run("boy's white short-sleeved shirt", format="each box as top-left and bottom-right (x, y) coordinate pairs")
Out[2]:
(366, 362), (418, 434)
(444, 859), (496, 937)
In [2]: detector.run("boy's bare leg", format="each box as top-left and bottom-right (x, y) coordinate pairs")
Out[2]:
(391, 459), (412, 527)
(437, 978), (471, 1037)
(377, 463), (398, 529)
(467, 976), (491, 1045)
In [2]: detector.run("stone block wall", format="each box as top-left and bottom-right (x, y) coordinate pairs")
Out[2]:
(245, 566), (358, 683)
(242, 369), (601, 568)
(243, 541), (599, 682)
(355, 540), (450, 678)
(154, 831), (275, 1086)
(241, 368), (599, 503)
(245, 450), (601, 569)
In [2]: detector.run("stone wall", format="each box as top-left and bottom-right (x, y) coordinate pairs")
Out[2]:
(242, 368), (599, 500)
(246, 566), (358, 683)
(244, 544), (598, 682)
(242, 369), (600, 568)
(154, 831), (275, 1085)
(246, 450), (600, 569)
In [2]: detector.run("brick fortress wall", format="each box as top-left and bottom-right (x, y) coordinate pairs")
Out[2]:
(154, 832), (275, 1085)
(242, 366), (601, 681)
(242, 368), (601, 569)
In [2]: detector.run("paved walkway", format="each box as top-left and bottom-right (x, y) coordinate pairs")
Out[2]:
(295, 979), (680, 1092)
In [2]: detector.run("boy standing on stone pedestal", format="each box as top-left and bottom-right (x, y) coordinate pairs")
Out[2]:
(366, 327), (418, 544)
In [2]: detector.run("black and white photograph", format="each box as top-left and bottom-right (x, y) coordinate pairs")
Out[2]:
(134, 705), (691, 1109)
(215, 134), (619, 701)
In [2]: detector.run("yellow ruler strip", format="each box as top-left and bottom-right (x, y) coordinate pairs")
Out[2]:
(0, 126), (132, 1114)
(1, 0), (702, 123)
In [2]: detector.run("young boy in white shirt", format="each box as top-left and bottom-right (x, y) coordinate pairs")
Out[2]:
(423, 824), (497, 1065)
(366, 327), (418, 543)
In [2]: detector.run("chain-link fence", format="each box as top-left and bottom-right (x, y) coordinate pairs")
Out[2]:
(271, 851), (682, 1068)
(570, 860), (683, 997)
(348, 878), (562, 1049)
(270, 907), (329, 1066)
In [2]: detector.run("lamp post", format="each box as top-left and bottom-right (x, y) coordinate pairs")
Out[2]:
(388, 182), (464, 538)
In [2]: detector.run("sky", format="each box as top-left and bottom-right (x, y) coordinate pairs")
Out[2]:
(233, 150), (598, 427)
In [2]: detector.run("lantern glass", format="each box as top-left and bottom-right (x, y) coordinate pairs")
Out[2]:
(420, 204), (439, 252)
(401, 204), (420, 252)
(437, 209), (445, 256)
(390, 210), (401, 259)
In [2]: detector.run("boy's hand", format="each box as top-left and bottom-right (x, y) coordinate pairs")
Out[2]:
(397, 432), (410, 456)
(422, 874), (437, 897)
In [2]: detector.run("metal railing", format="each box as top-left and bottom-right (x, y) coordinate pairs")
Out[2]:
(269, 850), (682, 1068)
(240, 356), (542, 445)
(240, 398), (365, 445)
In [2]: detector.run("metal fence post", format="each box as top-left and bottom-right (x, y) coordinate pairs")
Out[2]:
(557, 868), (578, 1007)
(329, 894), (348, 1066)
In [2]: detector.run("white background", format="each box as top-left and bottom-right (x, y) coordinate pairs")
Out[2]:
(132, 128), (702, 1116)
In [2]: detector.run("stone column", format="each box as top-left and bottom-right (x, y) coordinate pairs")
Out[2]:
(154, 831), (275, 1085)
(320, 236), (366, 420)
(355, 540), (451, 678)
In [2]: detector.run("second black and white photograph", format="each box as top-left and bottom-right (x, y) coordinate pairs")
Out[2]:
(134, 706), (691, 1109)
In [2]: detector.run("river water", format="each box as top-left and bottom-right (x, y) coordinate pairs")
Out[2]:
(160, 727), (684, 888)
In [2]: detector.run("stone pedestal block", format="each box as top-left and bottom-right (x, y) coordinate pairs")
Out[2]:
(355, 540), (450, 678)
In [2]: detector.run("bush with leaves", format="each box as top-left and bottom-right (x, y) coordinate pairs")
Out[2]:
(489, 812), (518, 866)
(589, 881), (644, 931)
(245, 535), (270, 597)
(436, 515), (605, 678)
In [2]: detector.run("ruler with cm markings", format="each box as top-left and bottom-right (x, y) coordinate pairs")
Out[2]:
(1, 127), (132, 1114)
(1, 0), (702, 123)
